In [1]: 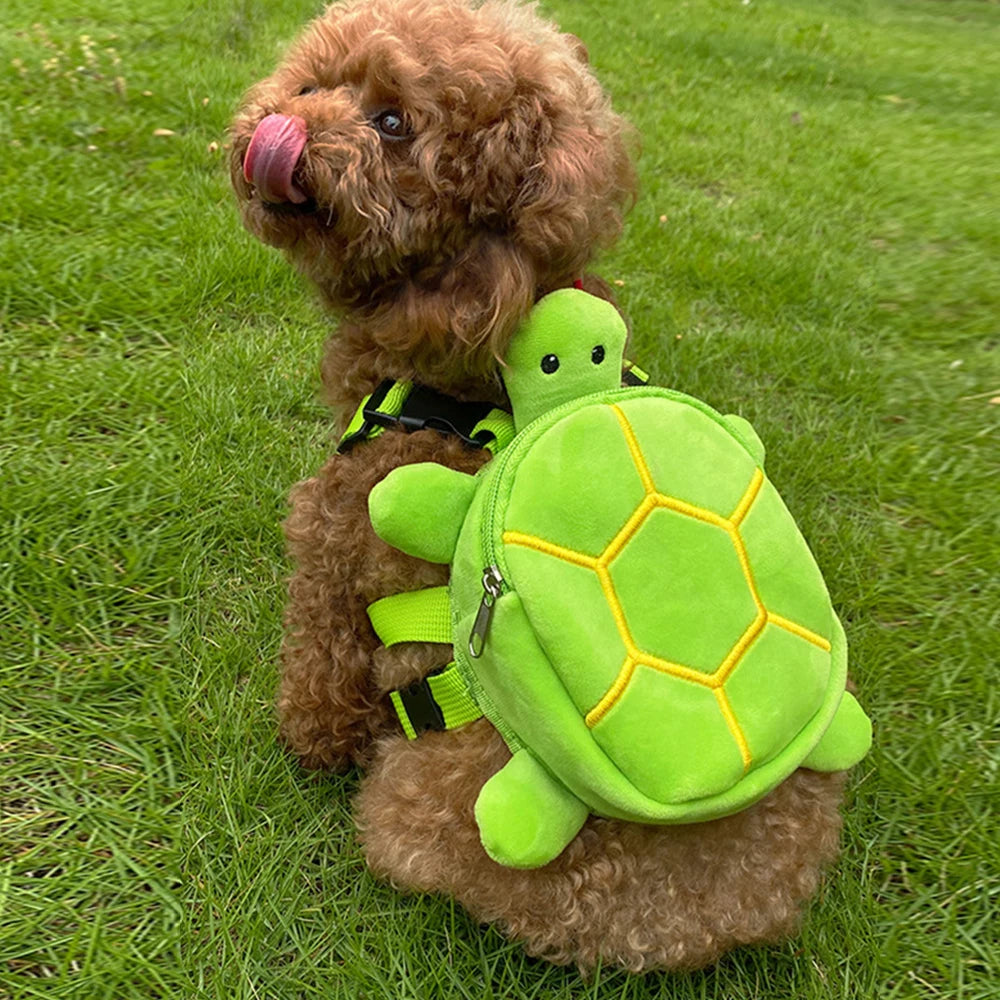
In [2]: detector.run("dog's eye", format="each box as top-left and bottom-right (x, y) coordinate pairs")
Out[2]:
(373, 110), (411, 141)
(540, 354), (560, 374)
(591, 345), (606, 365)
(297, 85), (317, 96)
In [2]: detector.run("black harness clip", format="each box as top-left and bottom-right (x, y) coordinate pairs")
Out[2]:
(396, 384), (495, 448)
(396, 679), (446, 734)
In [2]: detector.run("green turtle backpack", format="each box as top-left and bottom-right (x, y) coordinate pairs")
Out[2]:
(368, 289), (871, 869)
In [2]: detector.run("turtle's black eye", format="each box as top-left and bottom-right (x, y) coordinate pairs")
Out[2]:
(540, 354), (560, 374)
(373, 109), (411, 141)
(591, 345), (606, 365)
(298, 85), (317, 96)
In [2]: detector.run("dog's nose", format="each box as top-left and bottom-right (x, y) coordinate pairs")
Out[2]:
(243, 113), (309, 204)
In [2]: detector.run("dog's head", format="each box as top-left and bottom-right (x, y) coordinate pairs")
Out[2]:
(231, 0), (635, 381)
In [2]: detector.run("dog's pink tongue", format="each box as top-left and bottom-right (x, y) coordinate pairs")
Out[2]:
(243, 114), (309, 204)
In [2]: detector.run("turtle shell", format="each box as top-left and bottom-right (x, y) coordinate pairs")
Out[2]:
(451, 387), (846, 823)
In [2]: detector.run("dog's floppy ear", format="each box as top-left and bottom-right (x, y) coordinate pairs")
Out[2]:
(513, 112), (637, 280)
(457, 95), (634, 282)
(564, 34), (590, 65)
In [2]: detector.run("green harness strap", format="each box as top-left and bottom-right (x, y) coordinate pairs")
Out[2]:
(367, 587), (484, 739)
(622, 360), (650, 386)
(468, 407), (517, 453)
(368, 587), (452, 646)
(338, 381), (413, 451)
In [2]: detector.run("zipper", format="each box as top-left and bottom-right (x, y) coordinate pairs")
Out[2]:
(467, 389), (618, 660)
(464, 417), (537, 659)
(468, 565), (504, 658)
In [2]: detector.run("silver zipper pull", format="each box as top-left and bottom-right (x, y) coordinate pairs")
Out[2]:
(468, 566), (503, 658)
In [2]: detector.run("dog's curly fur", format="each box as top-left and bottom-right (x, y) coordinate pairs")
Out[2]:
(230, 0), (848, 972)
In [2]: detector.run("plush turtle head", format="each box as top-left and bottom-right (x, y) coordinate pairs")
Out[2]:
(503, 289), (628, 432)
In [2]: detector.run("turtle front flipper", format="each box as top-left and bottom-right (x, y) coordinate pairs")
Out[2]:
(475, 749), (590, 869)
(369, 463), (477, 564)
(724, 413), (766, 465)
(802, 692), (872, 772)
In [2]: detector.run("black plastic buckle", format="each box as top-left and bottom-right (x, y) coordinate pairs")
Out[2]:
(339, 379), (500, 454)
(396, 385), (495, 448)
(397, 678), (446, 734)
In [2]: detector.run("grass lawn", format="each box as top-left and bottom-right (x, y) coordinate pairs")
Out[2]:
(1, 0), (997, 996)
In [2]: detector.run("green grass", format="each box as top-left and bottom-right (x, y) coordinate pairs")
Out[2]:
(1, 0), (997, 996)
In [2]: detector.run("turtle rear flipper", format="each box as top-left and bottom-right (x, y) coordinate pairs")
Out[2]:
(475, 749), (589, 869)
(801, 692), (872, 772)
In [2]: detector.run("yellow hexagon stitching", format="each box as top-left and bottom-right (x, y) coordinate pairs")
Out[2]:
(501, 404), (832, 773)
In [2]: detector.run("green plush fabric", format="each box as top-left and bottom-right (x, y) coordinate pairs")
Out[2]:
(592, 656), (747, 803)
(618, 395), (759, 516)
(475, 749), (589, 869)
(367, 586), (452, 647)
(737, 479), (835, 637)
(368, 289), (872, 869)
(607, 505), (760, 672)
(368, 462), (476, 565)
(724, 623), (832, 765)
(503, 546), (626, 712)
(724, 413), (766, 464)
(802, 692), (872, 771)
(504, 288), (627, 432)
(455, 390), (862, 820)
(504, 402), (646, 558)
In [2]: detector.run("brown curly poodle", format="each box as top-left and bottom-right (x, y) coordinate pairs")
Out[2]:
(230, 0), (848, 972)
